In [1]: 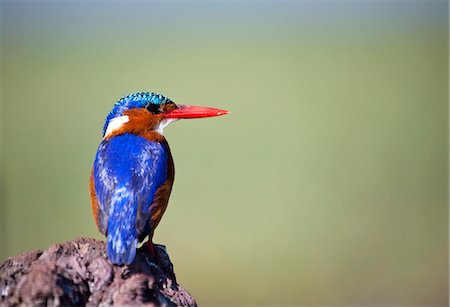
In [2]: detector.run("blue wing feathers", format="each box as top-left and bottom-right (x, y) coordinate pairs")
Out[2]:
(106, 187), (138, 265)
(93, 133), (167, 265)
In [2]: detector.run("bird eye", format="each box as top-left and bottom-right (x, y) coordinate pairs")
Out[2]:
(146, 103), (161, 114)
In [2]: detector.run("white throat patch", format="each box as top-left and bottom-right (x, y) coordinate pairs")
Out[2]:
(104, 115), (130, 138)
(154, 118), (177, 135)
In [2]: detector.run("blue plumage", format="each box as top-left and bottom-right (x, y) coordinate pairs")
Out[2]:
(93, 133), (168, 265)
(103, 92), (174, 136)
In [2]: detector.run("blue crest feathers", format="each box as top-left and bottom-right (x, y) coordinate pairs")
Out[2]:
(102, 92), (174, 136)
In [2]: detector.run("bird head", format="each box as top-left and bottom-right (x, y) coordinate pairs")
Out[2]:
(102, 92), (229, 139)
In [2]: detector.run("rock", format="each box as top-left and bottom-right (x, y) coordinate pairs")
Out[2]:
(0, 238), (196, 306)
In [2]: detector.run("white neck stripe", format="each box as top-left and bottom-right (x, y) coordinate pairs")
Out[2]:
(154, 118), (177, 135)
(104, 115), (130, 138)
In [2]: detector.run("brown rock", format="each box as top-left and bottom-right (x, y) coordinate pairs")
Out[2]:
(0, 238), (196, 306)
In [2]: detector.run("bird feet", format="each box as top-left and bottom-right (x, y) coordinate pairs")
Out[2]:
(144, 240), (157, 258)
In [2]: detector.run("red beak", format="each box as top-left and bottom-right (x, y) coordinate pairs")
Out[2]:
(164, 105), (230, 119)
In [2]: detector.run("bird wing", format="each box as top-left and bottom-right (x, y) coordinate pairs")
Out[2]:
(92, 133), (168, 237)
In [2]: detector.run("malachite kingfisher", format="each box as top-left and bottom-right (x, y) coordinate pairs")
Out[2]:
(89, 92), (229, 265)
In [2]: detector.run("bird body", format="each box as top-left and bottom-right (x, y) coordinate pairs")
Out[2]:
(90, 92), (228, 265)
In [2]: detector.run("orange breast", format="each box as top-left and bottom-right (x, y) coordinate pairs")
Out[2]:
(89, 169), (102, 232)
(147, 138), (175, 240)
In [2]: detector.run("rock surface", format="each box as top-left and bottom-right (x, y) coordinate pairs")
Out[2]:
(0, 237), (196, 306)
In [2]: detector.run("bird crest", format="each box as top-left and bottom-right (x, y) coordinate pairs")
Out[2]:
(103, 92), (174, 136)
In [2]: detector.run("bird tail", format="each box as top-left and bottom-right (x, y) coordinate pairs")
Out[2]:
(106, 188), (138, 265)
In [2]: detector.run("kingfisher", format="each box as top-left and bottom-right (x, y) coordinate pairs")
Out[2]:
(89, 92), (229, 265)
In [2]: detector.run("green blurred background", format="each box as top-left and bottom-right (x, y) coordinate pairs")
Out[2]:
(1, 0), (448, 305)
